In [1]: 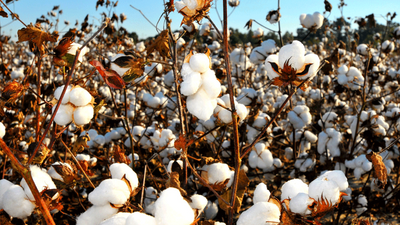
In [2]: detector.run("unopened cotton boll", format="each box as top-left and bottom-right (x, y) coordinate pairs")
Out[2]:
(73, 105), (94, 126)
(53, 104), (74, 126)
(69, 86), (93, 106)
(154, 188), (195, 225)
(2, 185), (36, 219)
(237, 202), (280, 225)
(189, 53), (210, 73)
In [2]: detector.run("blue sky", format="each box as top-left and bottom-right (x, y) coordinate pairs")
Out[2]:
(0, 0), (398, 41)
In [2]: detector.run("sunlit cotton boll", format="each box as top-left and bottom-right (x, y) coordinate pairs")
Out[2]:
(53, 104), (74, 126)
(281, 179), (308, 201)
(287, 105), (312, 129)
(69, 86), (93, 107)
(125, 212), (157, 225)
(308, 177), (340, 205)
(237, 202), (280, 225)
(54, 85), (72, 104)
(110, 163), (139, 190)
(249, 142), (274, 171)
(2, 185), (36, 219)
(289, 192), (313, 215)
(88, 179), (131, 206)
(99, 212), (131, 225)
(189, 53), (210, 73)
(205, 162), (232, 184)
(20, 165), (57, 201)
(73, 105), (94, 126)
(0, 122), (5, 138)
(76, 204), (119, 225)
(253, 183), (271, 204)
(154, 188), (195, 225)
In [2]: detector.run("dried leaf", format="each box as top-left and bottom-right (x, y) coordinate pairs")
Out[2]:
(219, 170), (250, 214)
(121, 58), (145, 83)
(113, 145), (128, 164)
(72, 134), (90, 155)
(90, 60), (126, 89)
(178, 0), (213, 26)
(366, 152), (387, 188)
(53, 36), (74, 67)
(0, 5), (8, 18)
(165, 0), (175, 12)
(52, 163), (77, 184)
(166, 171), (187, 196)
(244, 19), (253, 30)
(17, 24), (58, 54)
(174, 134), (194, 151)
(2, 81), (27, 103)
(146, 30), (170, 58)
(324, 0), (332, 12)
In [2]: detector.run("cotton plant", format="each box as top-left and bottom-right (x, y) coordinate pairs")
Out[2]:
(180, 52), (221, 120)
(336, 65), (364, 90)
(299, 12), (324, 30)
(230, 47), (253, 72)
(287, 105), (312, 130)
(317, 128), (342, 158)
(248, 142), (274, 171)
(53, 85), (94, 126)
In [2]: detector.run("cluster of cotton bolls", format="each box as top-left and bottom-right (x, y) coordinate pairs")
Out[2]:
(53, 85), (94, 126)
(248, 142), (282, 172)
(300, 12), (324, 30)
(180, 52), (221, 120)
(0, 165), (57, 220)
(214, 94), (248, 124)
(336, 65), (364, 90)
(249, 39), (278, 64)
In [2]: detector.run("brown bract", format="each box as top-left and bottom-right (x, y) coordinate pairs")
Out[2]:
(366, 152), (387, 188)
(178, 0), (213, 26)
(17, 23), (58, 55)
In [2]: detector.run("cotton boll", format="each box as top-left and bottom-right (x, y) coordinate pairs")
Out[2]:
(88, 179), (131, 206)
(76, 204), (119, 225)
(48, 162), (74, 182)
(313, 12), (324, 29)
(69, 86), (93, 106)
(125, 212), (157, 225)
(180, 71), (202, 96)
(0, 122), (5, 138)
(0, 179), (14, 210)
(187, 88), (217, 120)
(308, 178), (340, 205)
(189, 194), (208, 211)
(20, 165), (57, 201)
(237, 202), (280, 225)
(53, 104), (74, 126)
(110, 163), (139, 190)
(99, 212), (131, 225)
(204, 200), (218, 220)
(281, 179), (308, 201)
(289, 193), (313, 215)
(201, 70), (221, 99)
(300, 14), (314, 28)
(253, 183), (271, 204)
(154, 188), (194, 225)
(265, 54), (280, 80)
(54, 85), (72, 104)
(318, 170), (348, 191)
(2, 185), (36, 219)
(189, 53), (210, 73)
(206, 163), (231, 184)
(73, 105), (94, 126)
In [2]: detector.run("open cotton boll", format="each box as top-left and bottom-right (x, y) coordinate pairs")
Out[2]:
(99, 212), (131, 225)
(206, 162), (232, 184)
(201, 70), (221, 99)
(180, 71), (202, 96)
(48, 162), (73, 182)
(300, 14), (314, 28)
(0, 122), (5, 138)
(0, 179), (14, 210)
(54, 85), (72, 104)
(249, 143), (274, 170)
(110, 163), (139, 190)
(88, 179), (131, 206)
(69, 86), (93, 107)
(2, 185), (36, 219)
(204, 200), (218, 220)
(281, 179), (308, 201)
(125, 212), (157, 225)
(237, 202), (280, 225)
(319, 170), (348, 191)
(189, 194), (208, 211)
(53, 104), (74, 125)
(279, 40), (306, 70)
(76, 204), (119, 225)
(289, 193), (313, 215)
(308, 178), (340, 205)
(73, 105), (94, 126)
(167, 160), (183, 173)
(154, 188), (194, 225)
(312, 12), (324, 29)
(253, 183), (271, 204)
(20, 165), (57, 201)
(189, 53), (210, 73)
(187, 88), (217, 120)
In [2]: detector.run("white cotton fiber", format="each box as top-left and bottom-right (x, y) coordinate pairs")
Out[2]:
(253, 183), (271, 204)
(20, 165), (57, 201)
(206, 163), (232, 184)
(190, 53), (210, 73)
(73, 105), (94, 126)
(0, 179), (14, 209)
(289, 192), (313, 215)
(125, 212), (157, 225)
(189, 194), (208, 210)
(281, 179), (308, 201)
(308, 178), (340, 205)
(201, 70), (221, 99)
(180, 71), (202, 96)
(0, 122), (5, 138)
(2, 185), (36, 219)
(69, 86), (93, 106)
(110, 163), (139, 190)
(54, 85), (72, 104)
(187, 88), (217, 120)
(237, 202), (280, 225)
(154, 188), (194, 225)
(99, 212), (131, 225)
(319, 170), (348, 191)
(88, 179), (131, 206)
(279, 41), (305, 70)
(76, 204), (119, 225)
(53, 104), (74, 126)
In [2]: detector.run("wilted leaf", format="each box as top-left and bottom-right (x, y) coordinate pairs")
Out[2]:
(174, 134), (194, 151)
(17, 24), (58, 54)
(165, 0), (175, 12)
(366, 152), (387, 188)
(112, 56), (145, 83)
(146, 29), (171, 58)
(219, 170), (250, 214)
(178, 0), (213, 26)
(113, 145), (128, 164)
(72, 134), (90, 155)
(52, 163), (77, 184)
(27, 141), (51, 165)
(166, 171), (187, 196)
(0, 5), (8, 18)
(2, 81), (27, 103)
(90, 60), (126, 89)
(53, 36), (74, 66)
